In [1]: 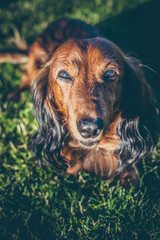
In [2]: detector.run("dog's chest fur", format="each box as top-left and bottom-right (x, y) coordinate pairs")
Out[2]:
(66, 114), (120, 177)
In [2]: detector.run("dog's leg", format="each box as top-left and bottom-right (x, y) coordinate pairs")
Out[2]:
(118, 165), (139, 189)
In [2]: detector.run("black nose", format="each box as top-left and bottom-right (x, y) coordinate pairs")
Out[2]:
(77, 118), (103, 139)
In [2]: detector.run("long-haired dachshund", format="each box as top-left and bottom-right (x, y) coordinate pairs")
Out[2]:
(2, 18), (156, 186)
(31, 31), (157, 186)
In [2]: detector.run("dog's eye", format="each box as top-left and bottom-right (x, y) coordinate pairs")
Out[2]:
(58, 71), (73, 82)
(103, 69), (118, 81)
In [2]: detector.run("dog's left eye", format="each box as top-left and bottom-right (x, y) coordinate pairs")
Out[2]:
(58, 71), (73, 82)
(103, 69), (118, 81)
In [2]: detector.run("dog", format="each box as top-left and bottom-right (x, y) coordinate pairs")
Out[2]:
(31, 35), (157, 186)
(1, 18), (156, 186)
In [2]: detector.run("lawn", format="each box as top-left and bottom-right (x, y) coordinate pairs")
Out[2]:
(0, 0), (160, 239)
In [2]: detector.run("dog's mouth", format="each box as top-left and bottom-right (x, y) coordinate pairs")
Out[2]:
(80, 140), (99, 147)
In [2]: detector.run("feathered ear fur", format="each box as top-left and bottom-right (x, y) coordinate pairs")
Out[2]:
(31, 63), (67, 170)
(116, 57), (157, 174)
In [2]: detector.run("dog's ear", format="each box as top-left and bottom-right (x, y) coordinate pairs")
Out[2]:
(120, 56), (156, 120)
(31, 63), (67, 170)
(116, 57), (157, 175)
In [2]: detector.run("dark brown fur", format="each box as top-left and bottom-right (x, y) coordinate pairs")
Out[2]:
(32, 37), (156, 187)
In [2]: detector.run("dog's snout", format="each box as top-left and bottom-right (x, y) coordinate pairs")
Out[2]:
(77, 118), (103, 139)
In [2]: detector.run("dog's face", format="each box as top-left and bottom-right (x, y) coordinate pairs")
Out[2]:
(48, 38), (124, 147)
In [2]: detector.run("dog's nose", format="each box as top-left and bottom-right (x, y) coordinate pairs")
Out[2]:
(77, 118), (103, 139)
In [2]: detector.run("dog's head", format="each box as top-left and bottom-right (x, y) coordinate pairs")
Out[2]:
(47, 38), (124, 146)
(32, 37), (156, 173)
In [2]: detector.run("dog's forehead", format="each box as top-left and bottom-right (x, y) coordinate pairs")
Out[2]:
(86, 39), (124, 68)
(53, 38), (123, 63)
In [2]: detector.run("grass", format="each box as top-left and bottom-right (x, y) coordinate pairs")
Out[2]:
(0, 0), (160, 239)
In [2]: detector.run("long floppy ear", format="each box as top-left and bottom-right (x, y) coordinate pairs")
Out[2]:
(31, 62), (67, 170)
(120, 56), (155, 119)
(116, 57), (157, 174)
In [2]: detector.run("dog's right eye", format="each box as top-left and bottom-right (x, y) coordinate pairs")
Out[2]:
(58, 71), (73, 82)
